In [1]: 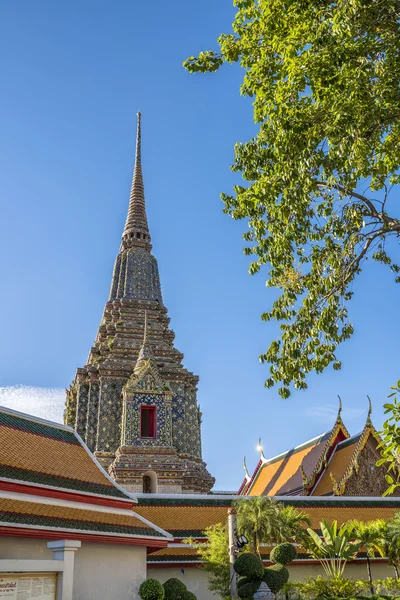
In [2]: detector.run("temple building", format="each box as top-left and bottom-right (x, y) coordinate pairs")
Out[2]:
(64, 113), (214, 495)
(238, 400), (398, 497)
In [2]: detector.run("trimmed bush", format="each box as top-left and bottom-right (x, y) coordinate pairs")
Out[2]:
(163, 578), (187, 600)
(270, 543), (297, 565)
(237, 576), (256, 590)
(139, 578), (165, 600)
(237, 578), (261, 599)
(263, 563), (289, 594)
(294, 576), (364, 599)
(182, 592), (197, 600)
(234, 552), (264, 578)
(310, 597), (397, 600)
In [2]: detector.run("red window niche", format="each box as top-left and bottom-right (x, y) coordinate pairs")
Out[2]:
(140, 406), (156, 438)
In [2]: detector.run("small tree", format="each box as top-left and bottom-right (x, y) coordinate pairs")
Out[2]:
(378, 382), (400, 494)
(302, 519), (360, 578)
(386, 512), (400, 579)
(186, 523), (230, 599)
(278, 505), (311, 544)
(235, 497), (286, 556)
(348, 519), (386, 594)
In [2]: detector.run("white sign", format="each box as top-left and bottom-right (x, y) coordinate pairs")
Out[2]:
(0, 575), (56, 600)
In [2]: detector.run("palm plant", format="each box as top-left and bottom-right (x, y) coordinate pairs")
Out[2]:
(235, 497), (286, 557)
(302, 519), (360, 579)
(385, 512), (400, 579)
(279, 505), (311, 544)
(348, 519), (386, 594)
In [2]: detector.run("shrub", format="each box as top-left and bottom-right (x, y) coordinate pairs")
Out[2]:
(182, 592), (197, 600)
(163, 578), (187, 600)
(276, 581), (301, 600)
(270, 543), (297, 565)
(374, 578), (400, 596)
(139, 578), (165, 600)
(294, 576), (364, 599)
(234, 552), (264, 578)
(262, 563), (289, 594)
(237, 578), (261, 599)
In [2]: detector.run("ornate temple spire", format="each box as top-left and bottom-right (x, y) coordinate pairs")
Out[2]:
(122, 112), (152, 251)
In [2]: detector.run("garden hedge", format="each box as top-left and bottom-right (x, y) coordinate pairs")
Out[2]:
(138, 578), (165, 600)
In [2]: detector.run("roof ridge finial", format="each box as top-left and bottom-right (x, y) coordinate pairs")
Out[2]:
(337, 395), (343, 418)
(121, 112), (152, 251)
(243, 456), (250, 480)
(256, 438), (266, 461)
(367, 395), (373, 424)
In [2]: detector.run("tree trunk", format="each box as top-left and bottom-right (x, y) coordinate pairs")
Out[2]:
(366, 555), (374, 595)
(394, 562), (399, 580)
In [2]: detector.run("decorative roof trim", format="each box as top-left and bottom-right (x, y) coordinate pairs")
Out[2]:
(331, 422), (380, 496)
(126, 357), (171, 394)
(303, 405), (351, 495)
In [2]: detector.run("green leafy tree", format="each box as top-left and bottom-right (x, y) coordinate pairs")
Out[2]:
(187, 502), (307, 598)
(235, 497), (286, 556)
(184, 0), (400, 398)
(302, 519), (360, 578)
(348, 519), (386, 594)
(235, 498), (310, 557)
(186, 523), (230, 599)
(378, 382), (400, 494)
(385, 512), (400, 579)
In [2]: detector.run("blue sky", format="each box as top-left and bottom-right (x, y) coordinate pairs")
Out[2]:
(0, 0), (399, 491)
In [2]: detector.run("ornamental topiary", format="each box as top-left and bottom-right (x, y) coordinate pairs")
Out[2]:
(234, 552), (264, 578)
(182, 592), (197, 600)
(237, 578), (262, 598)
(139, 578), (165, 600)
(163, 578), (189, 600)
(270, 542), (297, 565)
(263, 563), (289, 594)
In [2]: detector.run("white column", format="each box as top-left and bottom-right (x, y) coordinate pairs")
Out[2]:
(47, 540), (81, 600)
(228, 507), (238, 599)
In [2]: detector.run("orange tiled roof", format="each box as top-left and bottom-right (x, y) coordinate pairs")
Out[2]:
(0, 494), (169, 539)
(0, 406), (131, 500)
(247, 426), (348, 496)
(313, 434), (361, 495)
(134, 502), (229, 537)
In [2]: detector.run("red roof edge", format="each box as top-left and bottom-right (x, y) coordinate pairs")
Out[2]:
(0, 526), (169, 548)
(0, 480), (133, 510)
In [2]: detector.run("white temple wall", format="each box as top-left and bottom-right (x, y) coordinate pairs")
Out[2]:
(0, 537), (147, 599)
